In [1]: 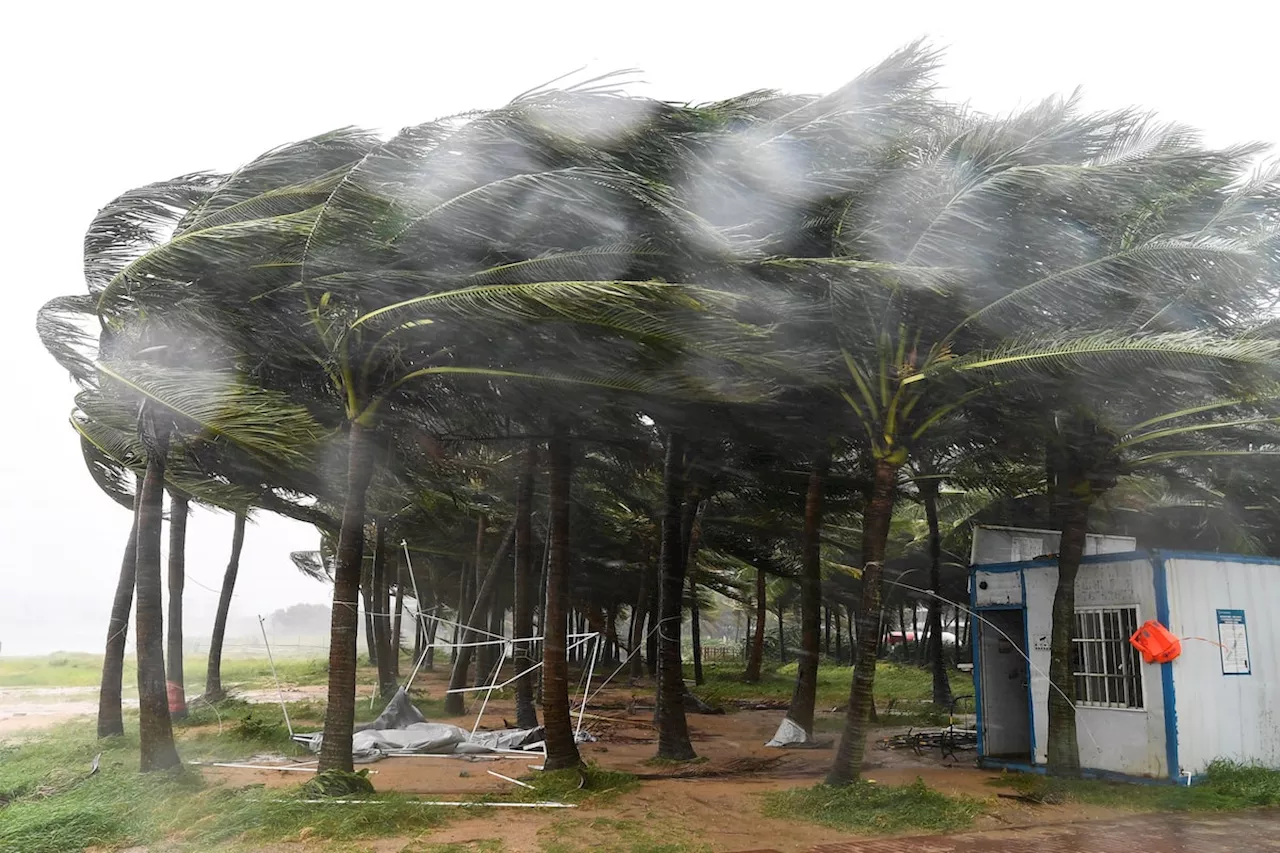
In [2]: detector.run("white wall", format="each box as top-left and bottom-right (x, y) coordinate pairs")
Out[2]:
(1165, 556), (1280, 774)
(973, 569), (1023, 607)
(1022, 557), (1169, 777)
(971, 527), (1136, 566)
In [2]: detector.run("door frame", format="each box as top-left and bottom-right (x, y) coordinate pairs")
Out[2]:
(973, 603), (1034, 762)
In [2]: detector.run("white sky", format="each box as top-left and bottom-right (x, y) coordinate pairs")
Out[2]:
(2, 0), (1278, 657)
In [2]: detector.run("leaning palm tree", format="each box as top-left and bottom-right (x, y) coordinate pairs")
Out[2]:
(77, 361), (325, 770)
(85, 88), (775, 772)
(758, 90), (1280, 783)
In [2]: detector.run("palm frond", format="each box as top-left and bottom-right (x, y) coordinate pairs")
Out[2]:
(37, 294), (99, 385)
(925, 330), (1280, 384)
(94, 361), (324, 463)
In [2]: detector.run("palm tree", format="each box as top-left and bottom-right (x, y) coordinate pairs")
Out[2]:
(1037, 375), (1280, 771)
(166, 490), (189, 719)
(203, 509), (247, 701)
(653, 430), (696, 759)
(512, 442), (540, 729)
(755, 90), (1280, 783)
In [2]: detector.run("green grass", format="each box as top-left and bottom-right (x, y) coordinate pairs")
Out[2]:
(991, 761), (1280, 812)
(0, 652), (105, 688)
(0, 719), (448, 853)
(538, 817), (710, 853)
(514, 765), (639, 805)
(762, 778), (984, 835)
(0, 652), (356, 691)
(695, 661), (964, 712)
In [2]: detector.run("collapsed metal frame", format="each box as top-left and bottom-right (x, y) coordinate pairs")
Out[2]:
(268, 541), (604, 759)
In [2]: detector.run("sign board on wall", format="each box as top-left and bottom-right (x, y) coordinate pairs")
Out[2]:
(1216, 609), (1251, 675)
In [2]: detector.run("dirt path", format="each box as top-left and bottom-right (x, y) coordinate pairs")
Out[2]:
(199, 674), (1132, 853)
(789, 809), (1280, 853)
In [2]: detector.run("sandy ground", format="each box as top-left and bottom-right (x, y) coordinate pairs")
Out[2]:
(0, 686), (139, 739)
(6, 670), (1135, 852)
(192, 672), (1133, 853)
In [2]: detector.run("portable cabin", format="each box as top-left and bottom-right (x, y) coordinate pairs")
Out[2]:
(969, 524), (1137, 565)
(970, 549), (1280, 781)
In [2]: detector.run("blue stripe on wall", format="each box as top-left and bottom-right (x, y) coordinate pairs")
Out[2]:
(1151, 551), (1180, 781)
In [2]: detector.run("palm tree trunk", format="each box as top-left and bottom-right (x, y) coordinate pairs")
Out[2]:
(785, 450), (829, 739)
(135, 414), (180, 771)
(445, 521), (516, 714)
(165, 491), (189, 720)
(911, 604), (921, 664)
(655, 431), (696, 760)
(629, 561), (650, 680)
(98, 495), (140, 738)
(426, 619), (438, 670)
(777, 602), (786, 664)
(605, 603), (620, 665)
(685, 499), (707, 687)
(474, 516), (495, 684)
(833, 603), (843, 664)
(827, 457), (897, 785)
(744, 567), (766, 682)
(204, 509), (247, 702)
(543, 428), (582, 770)
(1047, 483), (1089, 774)
(455, 557), (472, 678)
(513, 444), (539, 729)
(645, 569), (660, 676)
(847, 603), (856, 661)
(319, 421), (376, 773)
(920, 478), (952, 708)
(372, 523), (397, 700)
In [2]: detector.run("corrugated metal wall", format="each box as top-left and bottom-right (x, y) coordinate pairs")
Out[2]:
(1166, 556), (1280, 774)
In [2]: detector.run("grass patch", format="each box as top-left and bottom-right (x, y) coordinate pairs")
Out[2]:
(991, 761), (1280, 812)
(695, 662), (963, 711)
(0, 652), (376, 691)
(500, 765), (638, 805)
(0, 653), (104, 688)
(0, 721), (448, 852)
(763, 778), (984, 835)
(538, 817), (710, 853)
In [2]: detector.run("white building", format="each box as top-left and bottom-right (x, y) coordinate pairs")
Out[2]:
(969, 524), (1137, 565)
(971, 548), (1280, 780)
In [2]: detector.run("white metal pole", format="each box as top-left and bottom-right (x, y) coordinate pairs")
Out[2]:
(575, 633), (601, 740)
(471, 644), (509, 738)
(258, 615), (294, 737)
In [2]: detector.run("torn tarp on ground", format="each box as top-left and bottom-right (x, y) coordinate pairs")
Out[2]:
(299, 688), (553, 762)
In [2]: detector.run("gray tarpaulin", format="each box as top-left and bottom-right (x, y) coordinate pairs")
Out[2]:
(300, 688), (550, 762)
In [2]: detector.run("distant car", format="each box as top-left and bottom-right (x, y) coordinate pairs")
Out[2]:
(886, 631), (957, 645)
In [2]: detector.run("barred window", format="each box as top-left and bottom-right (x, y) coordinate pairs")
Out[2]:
(1072, 607), (1144, 709)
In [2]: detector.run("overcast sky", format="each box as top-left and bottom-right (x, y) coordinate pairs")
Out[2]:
(2, 0), (1278, 657)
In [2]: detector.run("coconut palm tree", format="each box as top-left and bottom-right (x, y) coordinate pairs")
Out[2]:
(752, 92), (1280, 783)
(203, 509), (247, 702)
